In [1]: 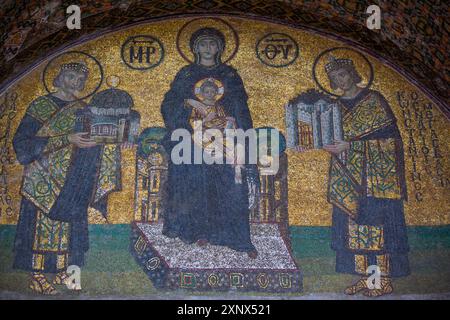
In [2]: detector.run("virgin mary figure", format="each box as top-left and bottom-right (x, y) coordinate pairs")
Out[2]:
(160, 27), (258, 258)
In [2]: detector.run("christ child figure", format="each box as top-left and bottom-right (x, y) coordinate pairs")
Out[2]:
(185, 78), (244, 184)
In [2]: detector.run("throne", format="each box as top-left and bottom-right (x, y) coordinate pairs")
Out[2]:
(130, 127), (301, 293)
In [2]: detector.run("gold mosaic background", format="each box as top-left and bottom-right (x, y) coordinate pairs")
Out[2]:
(0, 17), (449, 226)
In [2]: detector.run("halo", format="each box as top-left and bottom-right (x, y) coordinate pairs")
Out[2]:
(43, 51), (103, 101)
(312, 47), (374, 97)
(176, 18), (239, 64)
(194, 78), (224, 102)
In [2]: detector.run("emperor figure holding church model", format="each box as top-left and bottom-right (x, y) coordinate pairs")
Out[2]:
(12, 51), (138, 295)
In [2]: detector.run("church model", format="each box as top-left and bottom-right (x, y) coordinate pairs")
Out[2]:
(76, 80), (141, 144)
(285, 89), (344, 150)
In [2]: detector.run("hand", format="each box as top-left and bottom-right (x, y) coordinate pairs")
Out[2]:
(323, 140), (350, 155)
(204, 111), (217, 123)
(186, 99), (207, 116)
(68, 132), (97, 148)
(294, 145), (309, 153)
(120, 141), (134, 150)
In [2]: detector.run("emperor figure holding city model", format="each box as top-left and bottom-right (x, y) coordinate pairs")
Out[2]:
(307, 55), (411, 297)
(289, 53), (410, 297)
(160, 27), (259, 258)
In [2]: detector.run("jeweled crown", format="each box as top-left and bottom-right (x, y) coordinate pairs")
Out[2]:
(61, 61), (89, 74)
(325, 56), (353, 74)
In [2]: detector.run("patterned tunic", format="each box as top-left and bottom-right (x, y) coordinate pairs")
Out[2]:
(328, 89), (410, 277)
(13, 94), (121, 273)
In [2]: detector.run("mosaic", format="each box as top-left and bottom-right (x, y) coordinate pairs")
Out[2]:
(0, 15), (449, 300)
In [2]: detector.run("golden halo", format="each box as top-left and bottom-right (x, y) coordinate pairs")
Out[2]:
(312, 47), (374, 97)
(194, 78), (224, 102)
(176, 18), (239, 64)
(43, 51), (103, 101)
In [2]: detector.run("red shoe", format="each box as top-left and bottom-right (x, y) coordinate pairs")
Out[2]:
(196, 239), (208, 247)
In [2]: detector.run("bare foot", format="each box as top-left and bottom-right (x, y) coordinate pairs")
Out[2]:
(247, 250), (258, 259)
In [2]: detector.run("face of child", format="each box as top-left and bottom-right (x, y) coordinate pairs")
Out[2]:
(201, 85), (218, 103)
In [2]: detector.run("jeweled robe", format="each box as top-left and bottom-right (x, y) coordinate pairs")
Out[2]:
(328, 89), (410, 277)
(13, 95), (121, 273)
(160, 63), (256, 252)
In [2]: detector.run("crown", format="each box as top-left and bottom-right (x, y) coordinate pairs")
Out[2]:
(61, 61), (89, 74)
(325, 55), (354, 74)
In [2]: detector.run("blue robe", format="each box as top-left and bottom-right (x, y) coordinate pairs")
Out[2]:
(13, 95), (103, 273)
(160, 63), (256, 252)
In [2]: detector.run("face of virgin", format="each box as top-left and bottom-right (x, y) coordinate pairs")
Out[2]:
(197, 38), (219, 62)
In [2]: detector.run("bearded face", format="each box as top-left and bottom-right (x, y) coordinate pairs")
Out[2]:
(54, 70), (87, 93)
